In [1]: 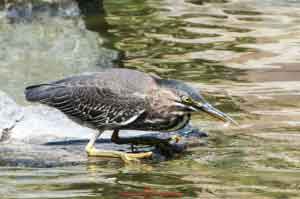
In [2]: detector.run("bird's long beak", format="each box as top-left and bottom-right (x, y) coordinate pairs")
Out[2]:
(195, 102), (238, 126)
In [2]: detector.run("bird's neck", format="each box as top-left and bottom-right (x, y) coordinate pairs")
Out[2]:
(148, 87), (184, 116)
(164, 113), (191, 132)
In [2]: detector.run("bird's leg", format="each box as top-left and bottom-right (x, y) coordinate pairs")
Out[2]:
(131, 144), (135, 152)
(111, 129), (142, 144)
(111, 129), (150, 157)
(86, 130), (152, 164)
(111, 129), (120, 143)
(111, 129), (181, 146)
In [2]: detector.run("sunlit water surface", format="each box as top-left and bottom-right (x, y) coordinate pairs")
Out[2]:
(2, 0), (300, 198)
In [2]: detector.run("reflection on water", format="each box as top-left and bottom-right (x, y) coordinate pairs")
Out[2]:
(2, 0), (300, 198)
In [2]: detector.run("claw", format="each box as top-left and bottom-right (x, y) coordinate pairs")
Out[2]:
(121, 152), (153, 164)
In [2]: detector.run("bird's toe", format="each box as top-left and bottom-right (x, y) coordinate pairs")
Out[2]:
(121, 152), (153, 164)
(170, 135), (182, 143)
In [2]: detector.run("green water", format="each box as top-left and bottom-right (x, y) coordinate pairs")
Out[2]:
(2, 0), (300, 198)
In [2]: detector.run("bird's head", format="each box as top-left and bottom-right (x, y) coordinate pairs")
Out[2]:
(156, 78), (237, 125)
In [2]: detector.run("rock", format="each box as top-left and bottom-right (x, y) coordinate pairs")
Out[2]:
(0, 0), (118, 103)
(4, 0), (80, 23)
(0, 91), (23, 141)
(10, 105), (96, 144)
(0, 141), (86, 167)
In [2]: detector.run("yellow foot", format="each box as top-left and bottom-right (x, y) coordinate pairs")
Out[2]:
(120, 151), (153, 164)
(171, 135), (182, 143)
(85, 145), (152, 164)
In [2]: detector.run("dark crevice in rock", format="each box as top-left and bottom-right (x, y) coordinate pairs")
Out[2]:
(76, 0), (124, 67)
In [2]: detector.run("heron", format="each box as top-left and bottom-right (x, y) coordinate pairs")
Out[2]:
(25, 68), (237, 163)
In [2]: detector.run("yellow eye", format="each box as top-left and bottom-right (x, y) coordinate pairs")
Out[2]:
(182, 96), (192, 103)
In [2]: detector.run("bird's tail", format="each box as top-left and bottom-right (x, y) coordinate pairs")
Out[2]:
(25, 84), (58, 102)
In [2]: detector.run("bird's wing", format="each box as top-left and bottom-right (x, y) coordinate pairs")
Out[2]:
(32, 84), (147, 128)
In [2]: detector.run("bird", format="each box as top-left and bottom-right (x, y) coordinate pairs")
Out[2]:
(25, 68), (237, 163)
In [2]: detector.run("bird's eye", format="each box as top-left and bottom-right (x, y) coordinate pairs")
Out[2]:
(182, 96), (192, 103)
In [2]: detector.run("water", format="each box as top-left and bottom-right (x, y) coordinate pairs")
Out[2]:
(2, 0), (300, 198)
